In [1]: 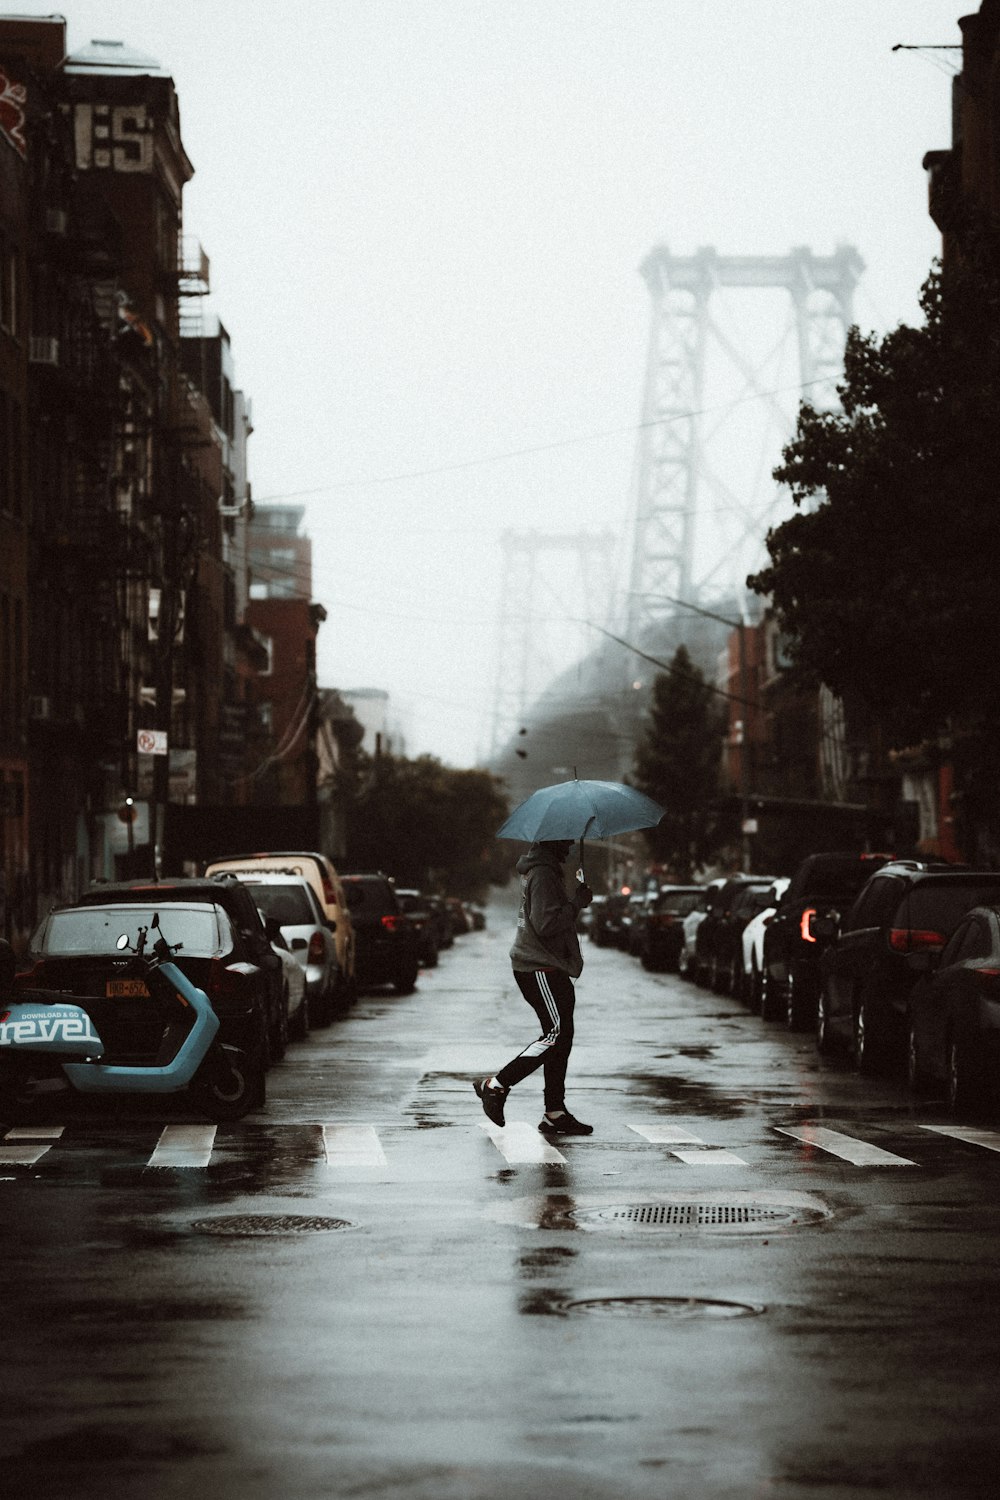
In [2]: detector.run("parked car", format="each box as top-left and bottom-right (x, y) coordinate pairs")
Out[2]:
(227, 871), (338, 1029)
(424, 894), (453, 951)
(704, 877), (778, 994)
(692, 877), (766, 988)
(466, 904), (486, 931)
(739, 877), (790, 1010)
(906, 905), (1000, 1113)
(639, 886), (703, 972)
(268, 924), (309, 1042)
(445, 897), (471, 938)
(620, 891), (651, 954)
(204, 851), (356, 1008)
(818, 862), (1000, 1072)
(74, 876), (287, 1064)
(396, 889), (440, 968)
(678, 879), (727, 980)
(341, 873), (421, 993)
(18, 895), (270, 1107)
(760, 851), (893, 1028)
(590, 893), (629, 947)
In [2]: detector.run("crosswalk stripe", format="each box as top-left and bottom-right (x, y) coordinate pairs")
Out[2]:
(776, 1125), (917, 1166)
(0, 1143), (52, 1166)
(148, 1125), (217, 1168)
(670, 1148), (748, 1165)
(480, 1122), (567, 1165)
(322, 1124), (387, 1167)
(4, 1125), (64, 1140)
(627, 1123), (705, 1144)
(920, 1124), (1000, 1154)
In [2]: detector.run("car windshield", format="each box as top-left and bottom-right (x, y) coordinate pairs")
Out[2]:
(38, 904), (226, 957)
(657, 892), (701, 915)
(343, 879), (395, 916)
(897, 882), (1000, 935)
(243, 884), (316, 926)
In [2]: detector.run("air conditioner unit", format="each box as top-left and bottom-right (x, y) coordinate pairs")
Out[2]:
(29, 336), (60, 366)
(29, 696), (52, 721)
(45, 207), (67, 235)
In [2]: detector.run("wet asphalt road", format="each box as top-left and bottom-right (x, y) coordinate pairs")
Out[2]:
(2, 903), (1000, 1500)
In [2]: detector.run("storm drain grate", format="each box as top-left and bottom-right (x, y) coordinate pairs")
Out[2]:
(563, 1296), (765, 1319)
(570, 1201), (821, 1233)
(192, 1214), (355, 1237)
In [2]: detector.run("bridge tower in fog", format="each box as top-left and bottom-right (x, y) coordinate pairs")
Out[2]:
(489, 528), (616, 759)
(624, 244), (863, 641)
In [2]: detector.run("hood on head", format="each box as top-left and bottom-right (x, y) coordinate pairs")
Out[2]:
(515, 842), (571, 876)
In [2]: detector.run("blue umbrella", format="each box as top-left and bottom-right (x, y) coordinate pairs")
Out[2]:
(497, 779), (665, 876)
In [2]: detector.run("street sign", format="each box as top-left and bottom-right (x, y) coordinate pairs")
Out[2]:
(137, 729), (168, 756)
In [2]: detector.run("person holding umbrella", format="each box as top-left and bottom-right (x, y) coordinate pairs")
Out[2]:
(474, 837), (594, 1135)
(475, 777), (665, 1135)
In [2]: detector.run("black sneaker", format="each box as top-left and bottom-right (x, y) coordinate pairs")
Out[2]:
(474, 1077), (508, 1127)
(539, 1112), (593, 1136)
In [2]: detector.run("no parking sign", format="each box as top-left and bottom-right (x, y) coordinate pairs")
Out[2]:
(137, 729), (168, 756)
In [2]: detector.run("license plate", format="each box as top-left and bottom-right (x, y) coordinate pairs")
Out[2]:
(106, 979), (149, 998)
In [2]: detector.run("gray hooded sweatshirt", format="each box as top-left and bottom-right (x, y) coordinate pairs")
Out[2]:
(509, 844), (587, 978)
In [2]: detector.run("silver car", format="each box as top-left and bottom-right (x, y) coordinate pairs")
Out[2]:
(233, 873), (340, 1028)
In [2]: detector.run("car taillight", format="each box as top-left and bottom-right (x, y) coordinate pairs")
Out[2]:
(976, 968), (1000, 981)
(307, 931), (326, 963)
(888, 928), (946, 953)
(381, 914), (401, 933)
(203, 960), (247, 1000)
(0, 1010), (8, 1023)
(322, 878), (336, 906)
(655, 913), (675, 927)
(800, 908), (817, 943)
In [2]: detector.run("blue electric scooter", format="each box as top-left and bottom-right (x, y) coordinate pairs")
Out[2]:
(0, 917), (258, 1121)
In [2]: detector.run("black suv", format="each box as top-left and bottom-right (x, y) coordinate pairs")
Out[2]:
(760, 852), (892, 1029)
(818, 862), (1000, 1072)
(75, 877), (287, 1064)
(341, 873), (421, 994)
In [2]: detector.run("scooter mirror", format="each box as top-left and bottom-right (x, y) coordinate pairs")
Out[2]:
(116, 933), (130, 951)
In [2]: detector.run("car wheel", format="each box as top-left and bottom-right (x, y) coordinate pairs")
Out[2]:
(194, 1042), (265, 1121)
(815, 985), (837, 1055)
(853, 992), (885, 1075)
(270, 987), (289, 1062)
(947, 1034), (983, 1113)
(906, 1016), (929, 1094)
(289, 989), (309, 1041)
(749, 958), (763, 1014)
(760, 968), (782, 1022)
(785, 969), (813, 1032)
(394, 963), (419, 996)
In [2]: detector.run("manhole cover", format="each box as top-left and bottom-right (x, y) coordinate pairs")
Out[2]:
(563, 1296), (765, 1319)
(192, 1214), (355, 1237)
(570, 1201), (823, 1233)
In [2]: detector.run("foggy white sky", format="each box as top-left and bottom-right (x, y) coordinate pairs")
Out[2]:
(15, 1), (962, 764)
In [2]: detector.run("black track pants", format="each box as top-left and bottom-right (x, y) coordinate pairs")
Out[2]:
(494, 969), (576, 1111)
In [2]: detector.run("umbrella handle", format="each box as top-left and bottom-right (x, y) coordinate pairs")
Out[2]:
(579, 815), (597, 885)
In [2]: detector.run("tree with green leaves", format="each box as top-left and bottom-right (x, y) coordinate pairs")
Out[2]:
(632, 645), (725, 880)
(749, 244), (1000, 752)
(345, 752), (509, 898)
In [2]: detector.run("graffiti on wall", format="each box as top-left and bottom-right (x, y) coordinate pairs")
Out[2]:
(0, 67), (27, 158)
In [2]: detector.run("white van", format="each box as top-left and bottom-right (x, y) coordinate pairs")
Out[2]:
(204, 851), (356, 1007)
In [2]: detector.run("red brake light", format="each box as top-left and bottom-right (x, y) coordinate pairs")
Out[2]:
(381, 914), (401, 933)
(0, 1009), (9, 1024)
(307, 931), (325, 963)
(888, 928), (945, 953)
(800, 908), (817, 943)
(322, 878), (336, 905)
(203, 959), (247, 999)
